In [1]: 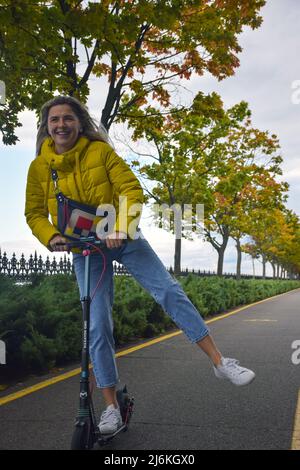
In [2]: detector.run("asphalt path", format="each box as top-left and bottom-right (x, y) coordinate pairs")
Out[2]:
(0, 289), (300, 450)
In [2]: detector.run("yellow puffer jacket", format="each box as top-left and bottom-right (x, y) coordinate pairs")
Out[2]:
(25, 136), (144, 249)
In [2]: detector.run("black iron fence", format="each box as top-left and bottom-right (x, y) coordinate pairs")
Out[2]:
(0, 250), (130, 280)
(0, 250), (286, 281)
(168, 266), (277, 279)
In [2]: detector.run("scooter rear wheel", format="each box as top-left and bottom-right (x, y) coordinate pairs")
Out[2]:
(116, 385), (134, 429)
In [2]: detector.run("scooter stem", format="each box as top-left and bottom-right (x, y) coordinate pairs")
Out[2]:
(78, 249), (92, 417)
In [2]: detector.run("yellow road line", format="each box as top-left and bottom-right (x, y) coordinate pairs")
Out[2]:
(291, 390), (300, 450)
(0, 369), (82, 407)
(0, 287), (299, 408)
(116, 331), (182, 358)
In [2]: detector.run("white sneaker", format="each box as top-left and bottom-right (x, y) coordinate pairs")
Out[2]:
(213, 357), (256, 386)
(98, 404), (123, 435)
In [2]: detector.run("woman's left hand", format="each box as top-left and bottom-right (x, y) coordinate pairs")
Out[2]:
(105, 231), (127, 249)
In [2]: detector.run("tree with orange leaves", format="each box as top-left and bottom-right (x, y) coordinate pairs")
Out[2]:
(244, 209), (300, 279)
(0, 0), (266, 144)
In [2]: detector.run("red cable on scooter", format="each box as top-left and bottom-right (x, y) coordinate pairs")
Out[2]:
(82, 241), (107, 302)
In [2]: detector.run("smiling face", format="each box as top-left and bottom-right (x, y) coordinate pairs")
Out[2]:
(47, 104), (82, 154)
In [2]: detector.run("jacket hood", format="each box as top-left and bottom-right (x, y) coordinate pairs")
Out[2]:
(40, 136), (91, 209)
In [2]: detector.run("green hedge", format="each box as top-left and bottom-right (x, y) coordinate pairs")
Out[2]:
(0, 274), (299, 381)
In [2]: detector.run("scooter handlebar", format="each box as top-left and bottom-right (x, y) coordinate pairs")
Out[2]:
(56, 237), (107, 250)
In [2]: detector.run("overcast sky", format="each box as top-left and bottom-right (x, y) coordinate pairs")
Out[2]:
(0, 0), (299, 276)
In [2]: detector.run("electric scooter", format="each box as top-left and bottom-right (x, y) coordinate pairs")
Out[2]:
(59, 236), (134, 450)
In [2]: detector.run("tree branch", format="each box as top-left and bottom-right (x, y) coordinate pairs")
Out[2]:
(78, 39), (100, 88)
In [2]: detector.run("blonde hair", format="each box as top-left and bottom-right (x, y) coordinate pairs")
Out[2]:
(36, 95), (110, 155)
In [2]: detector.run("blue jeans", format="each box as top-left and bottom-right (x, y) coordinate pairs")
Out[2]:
(73, 234), (210, 388)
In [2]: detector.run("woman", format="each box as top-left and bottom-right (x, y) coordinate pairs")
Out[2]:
(25, 96), (255, 435)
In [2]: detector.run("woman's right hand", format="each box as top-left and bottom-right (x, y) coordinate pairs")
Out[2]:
(48, 234), (68, 252)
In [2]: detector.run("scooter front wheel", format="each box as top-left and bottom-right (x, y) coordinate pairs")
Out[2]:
(71, 420), (95, 450)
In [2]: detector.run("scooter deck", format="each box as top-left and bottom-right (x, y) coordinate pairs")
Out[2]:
(97, 422), (128, 446)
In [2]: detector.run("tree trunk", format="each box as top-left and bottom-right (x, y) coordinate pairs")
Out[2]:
(217, 248), (225, 276)
(205, 226), (229, 277)
(236, 238), (242, 280)
(174, 237), (182, 276)
(280, 266), (283, 279)
(262, 254), (266, 279)
(252, 257), (256, 279)
(271, 262), (276, 279)
(217, 232), (229, 276)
